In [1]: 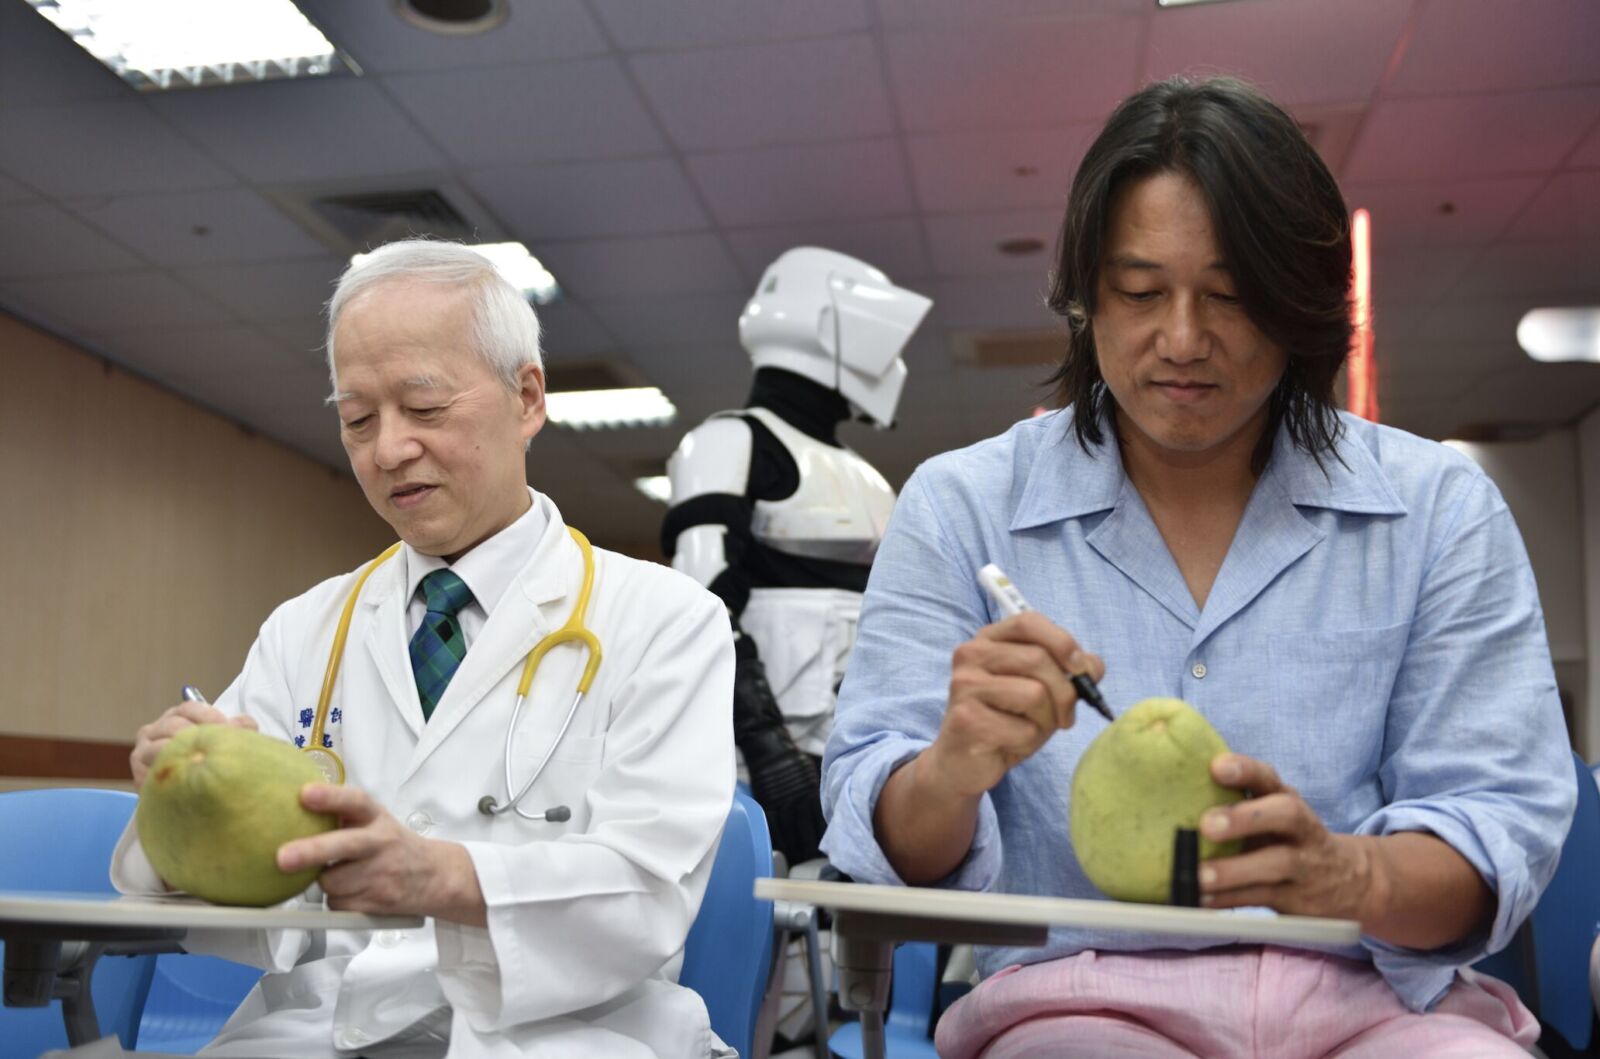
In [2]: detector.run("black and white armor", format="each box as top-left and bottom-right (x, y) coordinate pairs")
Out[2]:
(661, 247), (930, 867)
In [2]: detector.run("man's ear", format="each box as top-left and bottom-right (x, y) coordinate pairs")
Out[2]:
(517, 362), (546, 441)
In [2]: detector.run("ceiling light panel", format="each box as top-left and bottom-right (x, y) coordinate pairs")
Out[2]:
(26, 0), (355, 92)
(546, 388), (677, 431)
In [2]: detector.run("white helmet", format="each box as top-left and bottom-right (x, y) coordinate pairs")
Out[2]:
(738, 247), (932, 428)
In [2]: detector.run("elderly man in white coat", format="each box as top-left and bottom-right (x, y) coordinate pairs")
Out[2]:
(110, 239), (737, 1058)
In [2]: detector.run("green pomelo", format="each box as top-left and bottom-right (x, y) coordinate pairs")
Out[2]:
(1069, 697), (1243, 904)
(137, 724), (337, 907)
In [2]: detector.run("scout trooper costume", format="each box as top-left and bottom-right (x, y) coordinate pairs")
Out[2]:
(662, 247), (931, 868)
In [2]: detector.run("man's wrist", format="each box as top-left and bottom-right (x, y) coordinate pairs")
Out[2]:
(430, 841), (488, 928)
(1351, 834), (1392, 932)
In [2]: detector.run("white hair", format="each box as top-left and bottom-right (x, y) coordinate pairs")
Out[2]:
(324, 238), (543, 391)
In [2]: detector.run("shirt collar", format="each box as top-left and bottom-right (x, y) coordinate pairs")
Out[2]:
(403, 487), (548, 614)
(1010, 406), (1405, 531)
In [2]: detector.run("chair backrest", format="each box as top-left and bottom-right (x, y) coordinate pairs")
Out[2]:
(886, 942), (938, 1038)
(136, 953), (263, 1054)
(1474, 751), (1600, 1051)
(0, 788), (157, 1054)
(680, 788), (775, 1059)
(1530, 750), (1600, 1050)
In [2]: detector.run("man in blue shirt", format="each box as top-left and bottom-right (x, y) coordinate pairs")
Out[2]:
(820, 76), (1575, 1058)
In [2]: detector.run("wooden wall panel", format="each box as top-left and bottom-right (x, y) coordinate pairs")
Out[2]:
(0, 313), (394, 780)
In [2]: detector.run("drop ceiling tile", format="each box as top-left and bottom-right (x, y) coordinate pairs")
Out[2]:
(0, 202), (143, 278)
(537, 234), (745, 300)
(0, 171), (37, 204)
(877, 0), (1147, 25)
(1448, 241), (1600, 300)
(588, 293), (748, 348)
(69, 188), (326, 267)
(1449, 362), (1600, 427)
(1369, 246), (1478, 307)
(688, 140), (914, 226)
(262, 316), (332, 365)
(924, 210), (1060, 277)
(1501, 171), (1600, 244)
(1145, 0), (1408, 107)
(0, 1), (128, 105)
(298, 0), (607, 73)
(173, 257), (346, 324)
(886, 18), (1141, 133)
(386, 59), (665, 165)
(933, 275), (1057, 332)
(1572, 121), (1600, 169)
(468, 157), (709, 239)
(1344, 88), (1600, 182)
(908, 126), (1093, 213)
(85, 324), (297, 384)
(149, 78), (448, 183)
(632, 36), (892, 151)
(0, 270), (234, 332)
(590, 0), (869, 49)
(534, 301), (620, 359)
(0, 101), (235, 198)
(724, 218), (932, 286)
(1412, 295), (1548, 348)
(626, 342), (748, 409)
(1340, 177), (1545, 251)
(1387, 0), (1600, 97)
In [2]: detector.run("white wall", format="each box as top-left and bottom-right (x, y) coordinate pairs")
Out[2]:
(1447, 429), (1588, 753)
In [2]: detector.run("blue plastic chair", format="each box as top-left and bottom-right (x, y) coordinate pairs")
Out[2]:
(0, 788), (157, 1055)
(135, 953), (262, 1054)
(1475, 750), (1600, 1051)
(681, 788), (776, 1059)
(829, 942), (940, 1059)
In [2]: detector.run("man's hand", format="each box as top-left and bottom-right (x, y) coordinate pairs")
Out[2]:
(131, 702), (258, 787)
(277, 784), (487, 927)
(923, 612), (1104, 799)
(1197, 754), (1377, 921)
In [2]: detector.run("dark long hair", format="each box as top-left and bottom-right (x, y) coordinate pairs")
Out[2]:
(1045, 76), (1352, 472)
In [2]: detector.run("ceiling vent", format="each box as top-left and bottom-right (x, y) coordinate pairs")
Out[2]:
(267, 179), (505, 257)
(949, 329), (1065, 370)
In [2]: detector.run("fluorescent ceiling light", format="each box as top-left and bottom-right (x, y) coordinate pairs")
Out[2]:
(546, 388), (677, 431)
(1155, 0), (1240, 6)
(350, 242), (562, 305)
(633, 476), (673, 504)
(1517, 307), (1600, 364)
(26, 0), (354, 92)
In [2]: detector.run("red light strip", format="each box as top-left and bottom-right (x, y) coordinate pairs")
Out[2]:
(1347, 208), (1378, 421)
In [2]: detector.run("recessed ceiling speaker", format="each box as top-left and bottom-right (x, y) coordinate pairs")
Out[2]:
(395, 0), (509, 35)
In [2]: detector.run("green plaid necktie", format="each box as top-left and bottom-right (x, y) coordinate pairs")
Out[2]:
(409, 569), (474, 721)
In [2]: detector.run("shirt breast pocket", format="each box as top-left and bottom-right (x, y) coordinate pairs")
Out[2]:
(1258, 621), (1411, 812)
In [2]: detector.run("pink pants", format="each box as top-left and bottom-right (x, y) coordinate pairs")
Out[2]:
(935, 947), (1538, 1059)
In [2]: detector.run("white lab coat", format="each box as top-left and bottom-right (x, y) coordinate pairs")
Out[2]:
(111, 493), (737, 1059)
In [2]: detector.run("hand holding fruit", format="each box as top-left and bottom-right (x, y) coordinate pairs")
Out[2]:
(278, 784), (486, 927)
(1197, 754), (1377, 922)
(131, 700), (258, 787)
(925, 611), (1105, 799)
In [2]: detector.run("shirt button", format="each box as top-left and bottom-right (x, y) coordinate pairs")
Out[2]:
(1191, 662), (1208, 679)
(376, 929), (401, 947)
(337, 1028), (369, 1048)
(406, 811), (433, 834)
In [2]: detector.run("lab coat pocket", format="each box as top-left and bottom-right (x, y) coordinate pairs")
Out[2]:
(503, 720), (606, 831)
(1260, 621), (1411, 810)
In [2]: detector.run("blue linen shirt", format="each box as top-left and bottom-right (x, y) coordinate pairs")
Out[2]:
(820, 407), (1576, 1012)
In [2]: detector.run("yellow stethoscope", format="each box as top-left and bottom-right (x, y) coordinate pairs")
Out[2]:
(305, 526), (602, 822)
